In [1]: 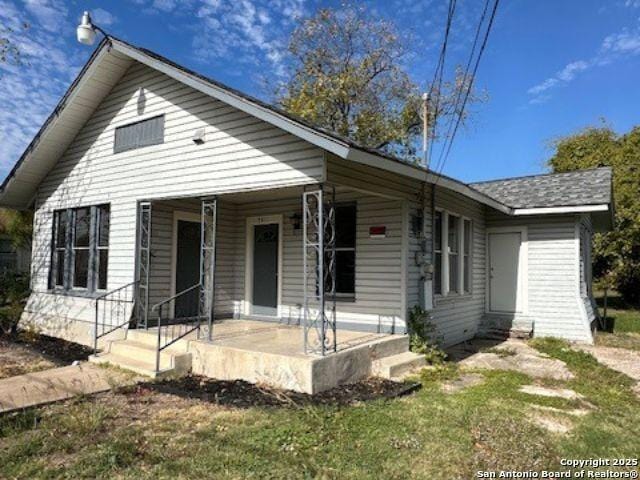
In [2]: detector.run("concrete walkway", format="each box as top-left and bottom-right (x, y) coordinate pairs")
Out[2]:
(0, 363), (134, 414)
(576, 344), (640, 382)
(447, 338), (574, 381)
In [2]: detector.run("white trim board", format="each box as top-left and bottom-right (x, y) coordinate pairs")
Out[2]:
(244, 214), (284, 318)
(513, 204), (609, 215)
(485, 226), (529, 316)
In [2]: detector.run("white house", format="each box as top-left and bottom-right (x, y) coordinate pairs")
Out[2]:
(0, 37), (613, 393)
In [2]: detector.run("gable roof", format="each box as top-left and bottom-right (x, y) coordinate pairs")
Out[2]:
(470, 167), (613, 210)
(0, 35), (613, 228)
(0, 35), (510, 213)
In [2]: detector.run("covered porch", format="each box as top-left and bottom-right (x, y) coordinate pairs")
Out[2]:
(90, 182), (417, 392)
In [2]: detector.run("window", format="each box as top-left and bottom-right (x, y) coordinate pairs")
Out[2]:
(50, 205), (110, 293)
(463, 219), (472, 293)
(114, 115), (164, 153)
(433, 210), (472, 297)
(51, 211), (68, 288)
(448, 215), (459, 293)
(434, 211), (442, 295)
(326, 204), (356, 297)
(0, 238), (15, 272)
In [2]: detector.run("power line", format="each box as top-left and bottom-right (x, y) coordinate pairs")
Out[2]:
(433, 0), (500, 184)
(431, 0), (491, 176)
(425, 0), (457, 168)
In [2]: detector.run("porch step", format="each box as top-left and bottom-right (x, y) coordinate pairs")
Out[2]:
(368, 335), (410, 360)
(89, 337), (192, 378)
(476, 327), (532, 341)
(371, 351), (426, 380)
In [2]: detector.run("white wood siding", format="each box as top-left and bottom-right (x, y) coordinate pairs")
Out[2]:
(431, 187), (487, 347)
(23, 60), (324, 337)
(486, 212), (593, 343)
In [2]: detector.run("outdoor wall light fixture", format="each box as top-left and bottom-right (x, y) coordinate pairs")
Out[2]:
(289, 213), (302, 230)
(76, 11), (107, 46)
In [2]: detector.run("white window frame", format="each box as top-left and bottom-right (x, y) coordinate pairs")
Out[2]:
(434, 208), (472, 298)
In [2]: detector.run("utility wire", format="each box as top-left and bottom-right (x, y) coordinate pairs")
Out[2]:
(425, 0), (457, 168)
(431, 0), (491, 176)
(433, 0), (500, 184)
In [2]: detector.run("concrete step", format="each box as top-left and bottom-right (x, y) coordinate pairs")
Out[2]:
(89, 352), (173, 378)
(371, 351), (426, 379)
(477, 327), (532, 341)
(368, 335), (410, 360)
(107, 340), (187, 370)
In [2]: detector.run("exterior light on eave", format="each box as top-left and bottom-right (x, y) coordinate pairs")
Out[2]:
(77, 11), (96, 45)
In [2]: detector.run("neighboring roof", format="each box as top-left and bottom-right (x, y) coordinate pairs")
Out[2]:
(470, 167), (613, 210)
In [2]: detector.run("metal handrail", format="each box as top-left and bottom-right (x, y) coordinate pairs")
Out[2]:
(151, 283), (201, 312)
(152, 282), (203, 372)
(94, 280), (139, 353)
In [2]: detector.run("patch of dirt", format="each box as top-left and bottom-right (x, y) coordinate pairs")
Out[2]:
(0, 333), (93, 380)
(528, 411), (573, 434)
(448, 339), (574, 381)
(441, 373), (485, 394)
(147, 375), (421, 409)
(519, 385), (584, 400)
(0, 339), (57, 379)
(12, 333), (94, 364)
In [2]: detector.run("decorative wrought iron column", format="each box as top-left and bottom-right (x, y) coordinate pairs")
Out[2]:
(199, 198), (217, 341)
(303, 185), (337, 355)
(136, 201), (152, 329)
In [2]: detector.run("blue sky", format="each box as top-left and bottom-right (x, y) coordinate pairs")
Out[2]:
(1, 0), (639, 184)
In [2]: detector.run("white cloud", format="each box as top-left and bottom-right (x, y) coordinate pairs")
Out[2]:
(0, 0), (86, 177)
(23, 0), (68, 32)
(92, 8), (117, 26)
(192, 0), (307, 78)
(528, 28), (640, 104)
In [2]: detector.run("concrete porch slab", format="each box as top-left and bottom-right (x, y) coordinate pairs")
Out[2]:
(126, 319), (411, 394)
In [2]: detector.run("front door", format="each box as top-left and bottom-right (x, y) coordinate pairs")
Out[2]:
(489, 232), (521, 313)
(175, 220), (201, 318)
(252, 223), (279, 316)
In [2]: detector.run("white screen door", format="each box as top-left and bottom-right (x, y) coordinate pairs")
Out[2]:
(489, 232), (521, 313)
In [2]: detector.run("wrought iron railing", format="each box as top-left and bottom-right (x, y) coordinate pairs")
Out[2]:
(94, 281), (139, 353)
(151, 283), (205, 373)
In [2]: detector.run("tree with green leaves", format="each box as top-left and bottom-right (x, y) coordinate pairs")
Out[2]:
(548, 124), (640, 305)
(277, 5), (483, 161)
(0, 209), (33, 250)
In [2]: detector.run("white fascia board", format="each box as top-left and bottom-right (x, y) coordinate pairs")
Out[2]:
(0, 46), (110, 209)
(111, 41), (351, 159)
(513, 204), (610, 215)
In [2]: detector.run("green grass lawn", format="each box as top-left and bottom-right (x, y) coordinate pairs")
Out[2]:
(594, 291), (640, 350)
(1, 338), (639, 479)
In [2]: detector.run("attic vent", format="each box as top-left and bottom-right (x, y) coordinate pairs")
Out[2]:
(114, 115), (165, 153)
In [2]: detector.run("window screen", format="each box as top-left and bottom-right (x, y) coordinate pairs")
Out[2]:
(324, 204), (356, 297)
(114, 115), (164, 153)
(448, 214), (459, 293)
(463, 219), (472, 293)
(50, 205), (110, 293)
(434, 211), (442, 295)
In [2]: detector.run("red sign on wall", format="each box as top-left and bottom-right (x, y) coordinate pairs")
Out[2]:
(369, 226), (386, 238)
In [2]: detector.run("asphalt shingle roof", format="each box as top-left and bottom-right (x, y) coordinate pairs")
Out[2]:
(469, 167), (612, 209)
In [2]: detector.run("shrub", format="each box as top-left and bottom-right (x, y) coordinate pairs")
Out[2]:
(614, 261), (640, 307)
(407, 305), (447, 364)
(0, 272), (30, 335)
